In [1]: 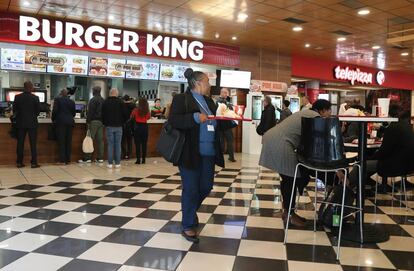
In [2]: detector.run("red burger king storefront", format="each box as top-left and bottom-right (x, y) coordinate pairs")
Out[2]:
(291, 54), (414, 117)
(0, 12), (241, 165)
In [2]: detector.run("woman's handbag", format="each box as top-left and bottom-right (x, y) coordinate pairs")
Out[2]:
(156, 122), (185, 164)
(156, 95), (187, 164)
(82, 129), (94, 153)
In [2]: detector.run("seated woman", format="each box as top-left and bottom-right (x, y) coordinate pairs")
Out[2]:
(346, 104), (414, 191)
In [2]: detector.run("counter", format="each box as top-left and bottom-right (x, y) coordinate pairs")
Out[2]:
(0, 118), (166, 165)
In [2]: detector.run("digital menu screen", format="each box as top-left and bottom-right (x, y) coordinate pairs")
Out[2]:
(125, 60), (159, 80)
(159, 64), (188, 82)
(47, 53), (88, 75)
(1, 48), (25, 71)
(107, 58), (125, 78)
(89, 57), (108, 76)
(24, 50), (47, 72)
(6, 91), (46, 103)
(220, 70), (251, 89)
(252, 96), (263, 120)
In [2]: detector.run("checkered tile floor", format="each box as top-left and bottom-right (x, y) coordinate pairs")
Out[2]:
(0, 154), (413, 271)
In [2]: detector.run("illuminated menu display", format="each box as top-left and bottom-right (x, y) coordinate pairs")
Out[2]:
(47, 53), (88, 75)
(126, 60), (159, 80)
(1, 48), (25, 70)
(159, 64), (188, 82)
(107, 58), (125, 78)
(24, 50), (47, 72)
(89, 57), (125, 77)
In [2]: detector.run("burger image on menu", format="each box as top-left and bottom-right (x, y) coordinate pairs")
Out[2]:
(161, 68), (174, 78)
(89, 57), (108, 76)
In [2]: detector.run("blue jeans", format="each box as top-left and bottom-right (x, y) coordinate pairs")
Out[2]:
(179, 156), (215, 231)
(106, 127), (123, 165)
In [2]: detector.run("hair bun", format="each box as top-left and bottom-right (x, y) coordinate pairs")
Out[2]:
(184, 68), (194, 79)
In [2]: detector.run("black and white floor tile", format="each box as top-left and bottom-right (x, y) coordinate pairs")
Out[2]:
(0, 154), (412, 271)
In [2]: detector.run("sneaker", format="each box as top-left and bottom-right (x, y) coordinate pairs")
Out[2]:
(78, 159), (92, 163)
(107, 164), (113, 169)
(97, 160), (104, 163)
(228, 158), (236, 162)
(115, 164), (121, 168)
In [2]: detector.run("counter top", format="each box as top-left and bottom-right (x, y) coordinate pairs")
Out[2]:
(0, 118), (166, 124)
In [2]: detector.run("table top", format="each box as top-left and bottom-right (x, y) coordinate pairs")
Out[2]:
(344, 143), (381, 149)
(338, 116), (398, 122)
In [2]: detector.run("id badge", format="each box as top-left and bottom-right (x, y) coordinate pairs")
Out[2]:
(207, 124), (215, 132)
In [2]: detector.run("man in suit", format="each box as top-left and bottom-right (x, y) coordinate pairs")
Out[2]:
(216, 88), (236, 162)
(13, 81), (40, 168)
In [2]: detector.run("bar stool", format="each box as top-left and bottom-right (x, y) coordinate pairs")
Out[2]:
(374, 174), (410, 210)
(283, 162), (364, 260)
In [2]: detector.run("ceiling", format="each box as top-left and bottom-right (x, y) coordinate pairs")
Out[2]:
(2, 0), (414, 73)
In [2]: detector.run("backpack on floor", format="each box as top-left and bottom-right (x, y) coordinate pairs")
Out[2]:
(318, 185), (355, 230)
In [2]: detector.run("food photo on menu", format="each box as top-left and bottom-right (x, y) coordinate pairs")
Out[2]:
(24, 50), (47, 72)
(107, 58), (125, 78)
(89, 57), (108, 76)
(0, 48), (25, 70)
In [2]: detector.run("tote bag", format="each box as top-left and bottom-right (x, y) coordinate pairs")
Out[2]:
(82, 129), (94, 153)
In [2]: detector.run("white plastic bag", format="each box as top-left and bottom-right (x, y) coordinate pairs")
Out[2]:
(82, 130), (94, 153)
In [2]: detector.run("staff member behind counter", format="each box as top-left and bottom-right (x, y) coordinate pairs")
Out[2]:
(151, 98), (165, 118)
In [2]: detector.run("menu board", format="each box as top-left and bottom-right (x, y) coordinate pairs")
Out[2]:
(107, 58), (125, 78)
(159, 64), (188, 82)
(125, 60), (159, 80)
(24, 50), (47, 72)
(89, 57), (108, 76)
(1, 48), (25, 70)
(47, 53), (88, 75)
(89, 57), (125, 77)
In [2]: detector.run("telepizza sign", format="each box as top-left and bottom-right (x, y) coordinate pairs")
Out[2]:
(0, 13), (239, 67)
(333, 65), (385, 86)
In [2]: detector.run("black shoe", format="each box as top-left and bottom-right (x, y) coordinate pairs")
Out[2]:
(16, 163), (25, 168)
(228, 158), (236, 162)
(181, 230), (199, 243)
(141, 158), (146, 164)
(135, 160), (141, 164)
(31, 164), (40, 168)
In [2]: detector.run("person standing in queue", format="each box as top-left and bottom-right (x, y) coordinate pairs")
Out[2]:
(301, 96), (312, 111)
(13, 81), (40, 168)
(216, 88), (236, 162)
(277, 100), (292, 123)
(102, 88), (127, 169)
(79, 86), (105, 163)
(151, 98), (164, 118)
(130, 97), (150, 164)
(259, 99), (332, 227)
(169, 68), (224, 243)
(256, 96), (276, 136)
(122, 95), (135, 160)
(52, 89), (76, 165)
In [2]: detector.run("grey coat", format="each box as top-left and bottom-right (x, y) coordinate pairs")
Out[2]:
(259, 109), (320, 177)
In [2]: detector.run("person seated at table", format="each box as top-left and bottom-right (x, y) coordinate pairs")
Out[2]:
(342, 105), (365, 143)
(345, 104), (414, 191)
(259, 99), (333, 227)
(151, 98), (164, 118)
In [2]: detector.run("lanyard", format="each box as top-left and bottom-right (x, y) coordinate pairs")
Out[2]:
(193, 94), (211, 115)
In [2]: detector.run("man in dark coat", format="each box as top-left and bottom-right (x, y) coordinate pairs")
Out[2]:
(13, 81), (40, 168)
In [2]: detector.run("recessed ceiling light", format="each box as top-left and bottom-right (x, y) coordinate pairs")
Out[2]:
(340, 51), (345, 55)
(401, 52), (409, 56)
(237, 13), (248, 22)
(232, 36), (237, 40)
(214, 32), (220, 39)
(108, 15), (115, 21)
(337, 37), (346, 42)
(195, 30), (202, 35)
(293, 26), (303, 32)
(305, 43), (310, 48)
(155, 23), (162, 28)
(358, 9), (370, 15)
(372, 45), (380, 50)
(23, 1), (30, 7)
